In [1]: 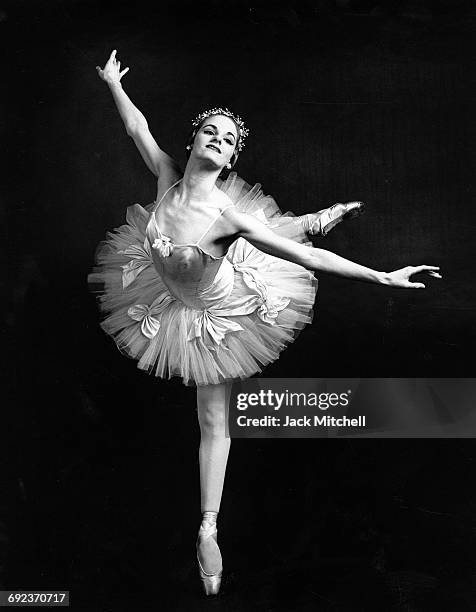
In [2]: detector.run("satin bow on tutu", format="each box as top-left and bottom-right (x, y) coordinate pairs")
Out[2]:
(257, 296), (290, 324)
(127, 292), (176, 339)
(230, 237), (291, 325)
(117, 235), (173, 289)
(117, 239), (153, 289)
(232, 260), (290, 325)
(185, 292), (289, 347)
(187, 309), (244, 346)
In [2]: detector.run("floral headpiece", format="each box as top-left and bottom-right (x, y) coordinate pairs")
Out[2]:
(191, 107), (250, 151)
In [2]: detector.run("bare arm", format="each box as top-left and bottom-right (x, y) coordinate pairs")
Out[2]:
(225, 208), (442, 289)
(96, 50), (181, 182)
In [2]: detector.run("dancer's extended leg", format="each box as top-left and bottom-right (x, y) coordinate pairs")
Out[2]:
(298, 201), (365, 236)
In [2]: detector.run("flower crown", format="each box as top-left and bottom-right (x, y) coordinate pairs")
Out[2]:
(191, 107), (250, 151)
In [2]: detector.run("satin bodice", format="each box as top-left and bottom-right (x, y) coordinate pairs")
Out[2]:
(145, 179), (235, 310)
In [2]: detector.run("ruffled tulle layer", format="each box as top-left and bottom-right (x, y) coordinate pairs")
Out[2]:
(88, 172), (318, 386)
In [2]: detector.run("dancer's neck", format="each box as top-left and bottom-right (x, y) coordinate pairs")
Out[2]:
(180, 162), (221, 203)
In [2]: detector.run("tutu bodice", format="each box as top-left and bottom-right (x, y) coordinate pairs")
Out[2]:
(88, 172), (318, 386)
(144, 179), (236, 311)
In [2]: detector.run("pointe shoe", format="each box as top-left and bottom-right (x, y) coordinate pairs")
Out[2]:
(307, 201), (365, 236)
(196, 522), (223, 596)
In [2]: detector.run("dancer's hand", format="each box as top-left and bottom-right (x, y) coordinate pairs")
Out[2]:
(96, 50), (129, 85)
(385, 265), (442, 289)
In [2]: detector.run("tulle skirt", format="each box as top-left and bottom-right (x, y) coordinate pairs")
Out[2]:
(88, 172), (318, 386)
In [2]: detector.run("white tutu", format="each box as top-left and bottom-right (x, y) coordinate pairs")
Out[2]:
(88, 172), (318, 386)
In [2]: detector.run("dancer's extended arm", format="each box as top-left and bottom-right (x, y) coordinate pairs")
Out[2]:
(96, 50), (180, 182)
(226, 208), (442, 289)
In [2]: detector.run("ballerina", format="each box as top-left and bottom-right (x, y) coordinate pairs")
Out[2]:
(90, 50), (442, 596)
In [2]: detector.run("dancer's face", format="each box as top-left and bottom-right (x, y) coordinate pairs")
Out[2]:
(193, 115), (239, 168)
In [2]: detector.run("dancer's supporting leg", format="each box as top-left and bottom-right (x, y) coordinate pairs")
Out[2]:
(196, 382), (232, 583)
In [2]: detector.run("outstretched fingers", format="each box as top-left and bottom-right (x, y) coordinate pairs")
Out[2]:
(421, 266), (442, 279)
(406, 264), (443, 289)
(413, 265), (442, 276)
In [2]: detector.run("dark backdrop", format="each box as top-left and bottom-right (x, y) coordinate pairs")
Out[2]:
(2, 1), (475, 610)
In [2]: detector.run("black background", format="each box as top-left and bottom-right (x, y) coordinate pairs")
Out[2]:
(2, 1), (475, 610)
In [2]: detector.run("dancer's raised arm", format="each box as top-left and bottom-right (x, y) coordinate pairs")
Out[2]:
(96, 50), (180, 183)
(226, 208), (442, 289)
